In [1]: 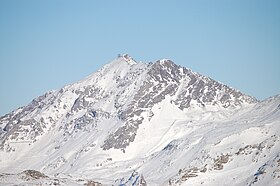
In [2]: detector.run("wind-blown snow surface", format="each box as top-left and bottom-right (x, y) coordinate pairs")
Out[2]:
(0, 55), (279, 185)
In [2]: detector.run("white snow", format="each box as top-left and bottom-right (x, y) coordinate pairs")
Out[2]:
(0, 56), (279, 185)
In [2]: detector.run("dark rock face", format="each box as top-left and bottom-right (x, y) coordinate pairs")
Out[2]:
(85, 180), (102, 186)
(0, 118), (45, 151)
(101, 59), (257, 150)
(138, 174), (147, 186)
(102, 60), (183, 150)
(21, 170), (48, 180)
(66, 109), (110, 132)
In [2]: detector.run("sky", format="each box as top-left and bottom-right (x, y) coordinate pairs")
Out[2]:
(0, 0), (280, 116)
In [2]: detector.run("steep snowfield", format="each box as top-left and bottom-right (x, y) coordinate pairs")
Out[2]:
(0, 55), (279, 185)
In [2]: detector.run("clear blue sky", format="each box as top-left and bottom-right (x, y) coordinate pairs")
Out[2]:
(0, 0), (280, 116)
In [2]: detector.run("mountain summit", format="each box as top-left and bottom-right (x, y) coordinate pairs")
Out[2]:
(0, 56), (279, 185)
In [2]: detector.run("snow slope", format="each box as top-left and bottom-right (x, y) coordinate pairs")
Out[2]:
(0, 55), (279, 185)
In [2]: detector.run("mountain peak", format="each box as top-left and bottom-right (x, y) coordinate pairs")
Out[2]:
(118, 54), (137, 65)
(2, 55), (278, 186)
(154, 58), (178, 69)
(158, 58), (174, 64)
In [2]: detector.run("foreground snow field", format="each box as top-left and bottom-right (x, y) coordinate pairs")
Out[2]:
(0, 55), (279, 185)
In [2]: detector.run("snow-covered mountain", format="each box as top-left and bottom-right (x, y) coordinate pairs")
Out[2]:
(0, 54), (279, 186)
